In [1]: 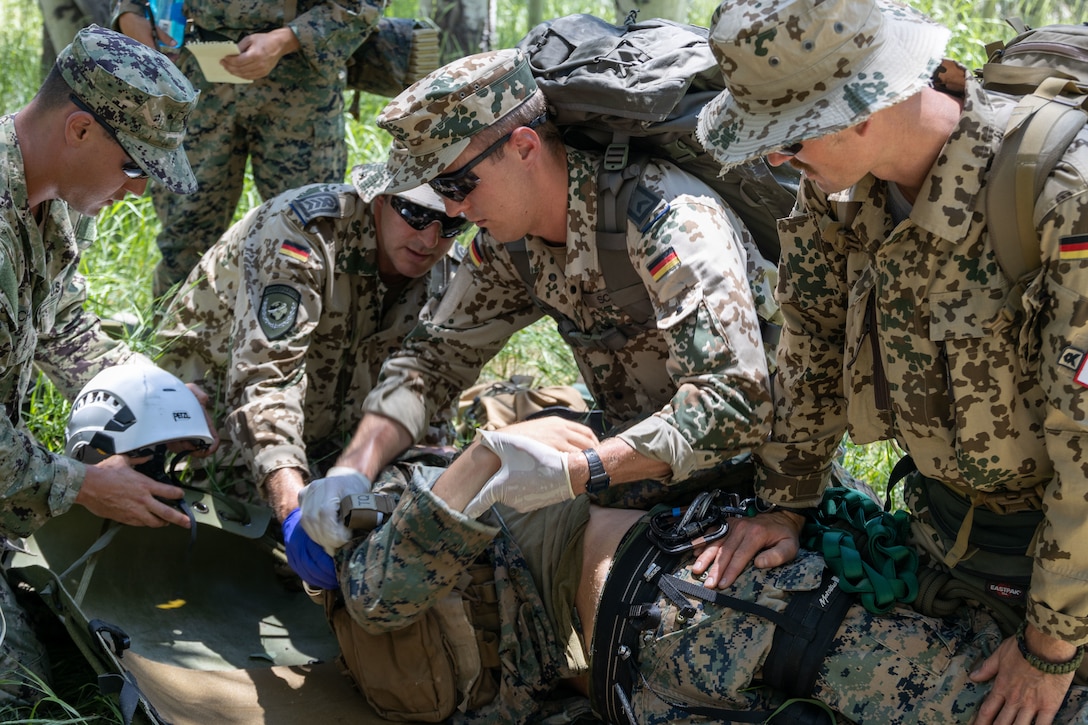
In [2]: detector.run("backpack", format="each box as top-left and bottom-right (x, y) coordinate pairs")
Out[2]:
(512, 14), (799, 349)
(980, 20), (1088, 285)
(346, 16), (441, 98)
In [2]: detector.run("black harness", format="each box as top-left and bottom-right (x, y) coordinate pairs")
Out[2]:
(589, 496), (853, 725)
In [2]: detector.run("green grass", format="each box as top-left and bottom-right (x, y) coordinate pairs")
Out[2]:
(1, 0), (1083, 719)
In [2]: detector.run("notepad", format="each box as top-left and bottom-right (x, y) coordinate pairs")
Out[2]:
(187, 41), (252, 84)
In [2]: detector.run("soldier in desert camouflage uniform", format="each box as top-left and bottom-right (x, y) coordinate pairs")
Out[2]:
(691, 1), (1088, 722)
(0, 26), (212, 704)
(113, 0), (386, 297)
(156, 165), (466, 523)
(296, 49), (781, 555)
(284, 418), (1088, 723)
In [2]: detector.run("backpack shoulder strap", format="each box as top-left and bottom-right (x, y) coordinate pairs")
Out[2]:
(986, 77), (1088, 283)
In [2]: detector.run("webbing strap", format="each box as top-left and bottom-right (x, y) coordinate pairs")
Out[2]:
(986, 77), (1088, 284)
(802, 487), (919, 614)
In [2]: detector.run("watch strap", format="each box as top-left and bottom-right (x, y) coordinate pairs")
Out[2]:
(581, 448), (610, 494)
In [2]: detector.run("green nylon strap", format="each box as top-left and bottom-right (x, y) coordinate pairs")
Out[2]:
(801, 487), (919, 614)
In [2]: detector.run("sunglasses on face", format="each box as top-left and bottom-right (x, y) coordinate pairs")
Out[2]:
(776, 141), (805, 157)
(428, 114), (548, 202)
(389, 195), (468, 238)
(70, 94), (150, 180)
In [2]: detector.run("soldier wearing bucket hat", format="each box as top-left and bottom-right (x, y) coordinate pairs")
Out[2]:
(0, 24), (216, 706)
(307, 48), (781, 554)
(694, 1), (1088, 721)
(156, 161), (467, 526)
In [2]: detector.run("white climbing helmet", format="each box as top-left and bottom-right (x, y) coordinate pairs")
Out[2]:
(65, 364), (213, 463)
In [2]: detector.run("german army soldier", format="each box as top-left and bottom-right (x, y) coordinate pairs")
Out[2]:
(156, 163), (467, 525)
(0, 26), (215, 704)
(282, 418), (1088, 723)
(113, 0), (387, 297)
(693, 1), (1088, 723)
(296, 48), (781, 556)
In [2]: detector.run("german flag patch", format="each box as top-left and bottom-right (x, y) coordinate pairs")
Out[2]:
(469, 238), (486, 267)
(279, 240), (311, 263)
(1059, 234), (1088, 261)
(648, 247), (680, 281)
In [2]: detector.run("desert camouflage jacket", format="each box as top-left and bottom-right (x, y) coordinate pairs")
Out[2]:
(113, 0), (384, 84)
(0, 115), (148, 537)
(755, 63), (1088, 643)
(157, 183), (452, 486)
(365, 148), (779, 482)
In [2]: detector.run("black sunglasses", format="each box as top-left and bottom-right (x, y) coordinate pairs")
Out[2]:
(389, 195), (468, 239)
(70, 94), (149, 180)
(776, 141), (805, 157)
(428, 114), (548, 202)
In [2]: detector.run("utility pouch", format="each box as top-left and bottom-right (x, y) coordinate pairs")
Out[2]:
(325, 592), (457, 722)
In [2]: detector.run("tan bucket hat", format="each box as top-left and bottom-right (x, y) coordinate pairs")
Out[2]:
(696, 0), (950, 169)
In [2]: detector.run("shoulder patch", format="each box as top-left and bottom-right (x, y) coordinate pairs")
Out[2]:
(258, 284), (301, 341)
(279, 240), (311, 263)
(468, 237), (486, 267)
(648, 247), (681, 281)
(289, 192), (343, 227)
(1059, 234), (1088, 261)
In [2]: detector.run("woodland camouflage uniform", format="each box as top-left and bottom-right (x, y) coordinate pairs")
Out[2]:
(697, 0), (1088, 651)
(336, 460), (1088, 723)
(357, 50), (781, 495)
(156, 171), (457, 499)
(0, 26), (196, 702)
(111, 0), (386, 296)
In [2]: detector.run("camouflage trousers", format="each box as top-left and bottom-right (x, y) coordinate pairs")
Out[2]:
(618, 549), (1088, 724)
(0, 571), (50, 706)
(152, 51), (348, 297)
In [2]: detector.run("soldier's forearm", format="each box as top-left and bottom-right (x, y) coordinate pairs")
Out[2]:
(264, 467), (307, 523)
(336, 413), (413, 481)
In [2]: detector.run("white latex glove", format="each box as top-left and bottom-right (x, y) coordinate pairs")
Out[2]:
(462, 430), (574, 519)
(298, 466), (372, 554)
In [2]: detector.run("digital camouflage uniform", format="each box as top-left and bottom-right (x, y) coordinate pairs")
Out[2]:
(112, 0), (387, 296)
(157, 180), (455, 497)
(0, 27), (197, 703)
(364, 146), (780, 487)
(337, 461), (1088, 724)
(695, 0), (1088, 651)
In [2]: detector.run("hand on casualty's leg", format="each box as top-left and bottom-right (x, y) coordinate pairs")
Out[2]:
(690, 509), (804, 589)
(461, 427), (579, 518)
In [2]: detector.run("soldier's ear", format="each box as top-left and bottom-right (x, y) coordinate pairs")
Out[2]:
(65, 109), (96, 147)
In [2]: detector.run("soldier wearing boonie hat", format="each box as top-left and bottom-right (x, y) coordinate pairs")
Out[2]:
(697, 1), (1088, 721)
(695, 0), (949, 168)
(0, 23), (209, 708)
(156, 157), (466, 527)
(311, 46), (782, 566)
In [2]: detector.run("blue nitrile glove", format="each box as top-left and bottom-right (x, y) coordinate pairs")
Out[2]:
(283, 508), (338, 590)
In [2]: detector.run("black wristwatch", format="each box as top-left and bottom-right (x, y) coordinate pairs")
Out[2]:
(581, 448), (611, 495)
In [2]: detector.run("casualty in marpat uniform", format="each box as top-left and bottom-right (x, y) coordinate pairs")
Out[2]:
(5, 366), (400, 724)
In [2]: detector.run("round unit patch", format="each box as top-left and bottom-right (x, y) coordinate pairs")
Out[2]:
(259, 284), (301, 340)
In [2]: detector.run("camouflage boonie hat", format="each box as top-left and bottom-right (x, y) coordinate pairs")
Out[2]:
(350, 163), (447, 211)
(57, 25), (199, 193)
(358, 48), (540, 198)
(696, 0), (950, 169)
